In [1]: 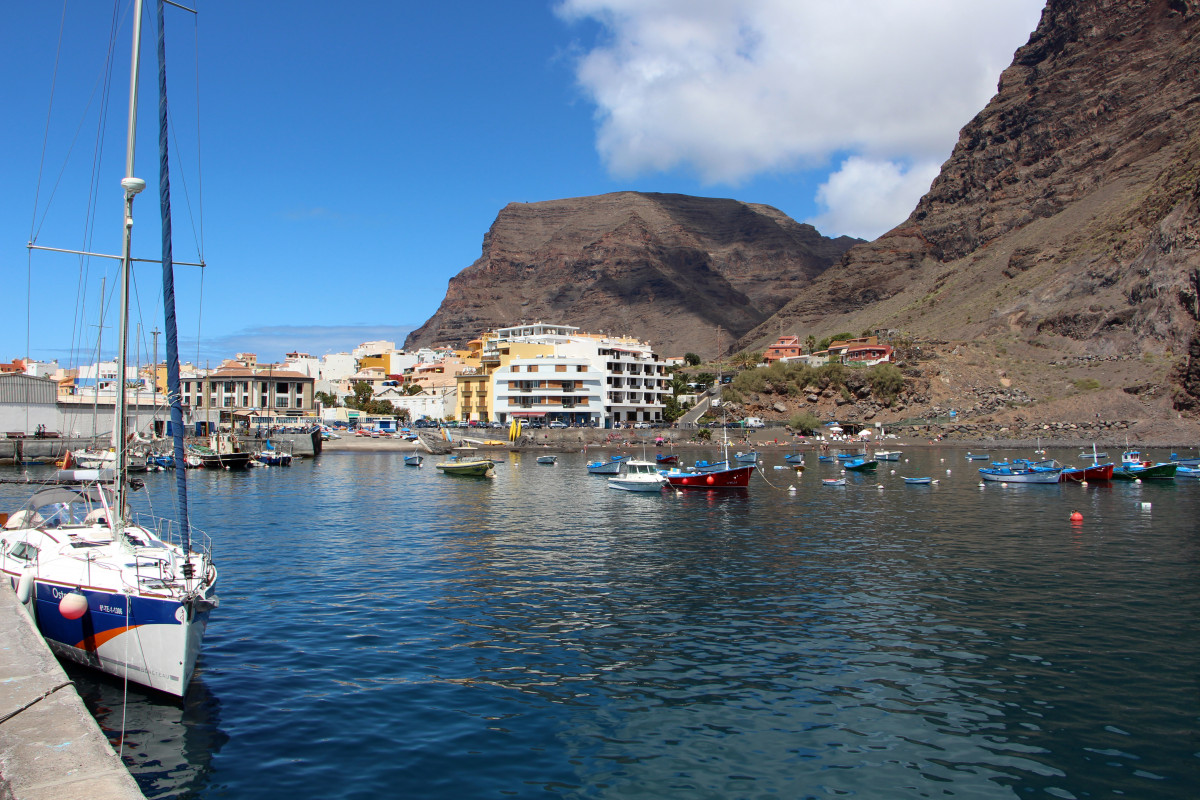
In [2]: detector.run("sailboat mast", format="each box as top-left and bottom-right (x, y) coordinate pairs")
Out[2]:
(115, 0), (148, 526)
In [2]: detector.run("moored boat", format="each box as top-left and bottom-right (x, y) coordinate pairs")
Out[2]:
(5, 1), (220, 696)
(586, 456), (625, 474)
(693, 459), (730, 473)
(978, 465), (1062, 483)
(822, 477), (846, 486)
(435, 457), (495, 476)
(662, 464), (753, 489)
(843, 458), (878, 472)
(903, 476), (933, 484)
(608, 460), (666, 492)
(874, 450), (901, 461)
(536, 455), (557, 464)
(403, 453), (424, 466)
(1060, 463), (1114, 482)
(783, 453), (804, 464)
(1113, 450), (1177, 480)
(654, 453), (678, 465)
(733, 451), (759, 463)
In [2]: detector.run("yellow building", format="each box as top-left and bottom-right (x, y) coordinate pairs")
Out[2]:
(456, 339), (554, 422)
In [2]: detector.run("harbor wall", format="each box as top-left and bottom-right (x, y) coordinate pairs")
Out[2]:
(0, 585), (145, 800)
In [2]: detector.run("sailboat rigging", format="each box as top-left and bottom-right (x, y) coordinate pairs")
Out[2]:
(3, 0), (218, 697)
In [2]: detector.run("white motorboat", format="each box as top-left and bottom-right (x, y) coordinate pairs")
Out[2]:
(609, 460), (667, 492)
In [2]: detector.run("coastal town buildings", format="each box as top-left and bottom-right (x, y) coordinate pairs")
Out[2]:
(454, 322), (670, 426)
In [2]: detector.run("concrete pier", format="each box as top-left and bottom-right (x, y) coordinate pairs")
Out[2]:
(0, 586), (145, 799)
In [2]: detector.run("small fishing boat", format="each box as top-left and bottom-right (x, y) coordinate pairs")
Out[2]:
(1176, 465), (1200, 479)
(733, 451), (759, 463)
(586, 456), (625, 474)
(404, 453), (424, 466)
(197, 433), (254, 470)
(835, 451), (865, 461)
(654, 453), (678, 465)
(965, 453), (991, 460)
(1060, 463), (1114, 482)
(874, 450), (901, 461)
(843, 458), (878, 472)
(693, 459), (730, 473)
(609, 460), (667, 492)
(783, 453), (804, 464)
(436, 446), (494, 477)
(254, 441), (292, 467)
(1112, 450), (1177, 480)
(1169, 452), (1200, 467)
(822, 477), (846, 486)
(902, 476), (933, 484)
(817, 455), (835, 463)
(536, 455), (558, 464)
(662, 464), (754, 489)
(978, 465), (1062, 483)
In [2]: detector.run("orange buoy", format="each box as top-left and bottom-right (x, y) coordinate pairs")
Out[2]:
(1070, 510), (1083, 522)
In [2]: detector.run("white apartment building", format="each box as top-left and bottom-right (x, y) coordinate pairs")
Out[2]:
(473, 323), (670, 426)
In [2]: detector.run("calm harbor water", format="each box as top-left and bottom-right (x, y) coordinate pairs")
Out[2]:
(4, 446), (1198, 799)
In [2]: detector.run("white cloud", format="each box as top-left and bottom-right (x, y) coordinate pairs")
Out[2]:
(557, 0), (1044, 236)
(809, 156), (942, 240)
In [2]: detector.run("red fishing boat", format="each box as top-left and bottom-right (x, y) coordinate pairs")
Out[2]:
(662, 464), (754, 489)
(1059, 462), (1115, 482)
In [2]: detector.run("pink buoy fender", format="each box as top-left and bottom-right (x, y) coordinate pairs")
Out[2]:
(59, 590), (89, 620)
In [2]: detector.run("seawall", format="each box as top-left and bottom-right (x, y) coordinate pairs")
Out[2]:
(0, 585), (145, 800)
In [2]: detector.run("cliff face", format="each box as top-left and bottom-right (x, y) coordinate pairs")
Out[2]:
(404, 192), (860, 357)
(738, 0), (1200, 410)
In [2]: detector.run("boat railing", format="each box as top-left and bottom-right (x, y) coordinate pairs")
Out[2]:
(131, 511), (214, 559)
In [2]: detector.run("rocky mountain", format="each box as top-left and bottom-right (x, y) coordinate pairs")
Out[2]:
(404, 192), (860, 357)
(737, 0), (1200, 415)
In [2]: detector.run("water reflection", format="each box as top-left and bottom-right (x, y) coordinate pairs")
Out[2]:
(67, 661), (226, 799)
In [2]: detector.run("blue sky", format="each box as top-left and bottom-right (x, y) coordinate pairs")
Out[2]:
(2, 0), (1043, 367)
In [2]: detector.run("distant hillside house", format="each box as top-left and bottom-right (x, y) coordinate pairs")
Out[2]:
(764, 336), (804, 363)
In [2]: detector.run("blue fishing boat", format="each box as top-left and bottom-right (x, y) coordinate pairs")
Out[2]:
(843, 458), (878, 472)
(587, 456), (625, 474)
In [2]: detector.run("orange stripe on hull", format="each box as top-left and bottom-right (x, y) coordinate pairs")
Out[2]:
(76, 625), (140, 651)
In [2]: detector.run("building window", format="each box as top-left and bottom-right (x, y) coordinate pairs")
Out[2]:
(555, 364), (566, 372)
(527, 365), (538, 373)
(275, 397), (288, 408)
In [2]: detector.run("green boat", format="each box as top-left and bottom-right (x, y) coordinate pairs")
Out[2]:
(843, 458), (878, 472)
(1112, 450), (1177, 480)
(1112, 462), (1177, 480)
(435, 446), (495, 477)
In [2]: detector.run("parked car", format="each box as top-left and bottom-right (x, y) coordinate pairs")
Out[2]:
(548, 421), (567, 428)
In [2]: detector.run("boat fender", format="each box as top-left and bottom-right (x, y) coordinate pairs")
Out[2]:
(706, 475), (715, 485)
(16, 569), (34, 604)
(1070, 510), (1083, 522)
(59, 590), (88, 620)
(205, 564), (217, 586)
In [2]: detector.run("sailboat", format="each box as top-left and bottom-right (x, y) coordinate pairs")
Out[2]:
(2, 0), (218, 697)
